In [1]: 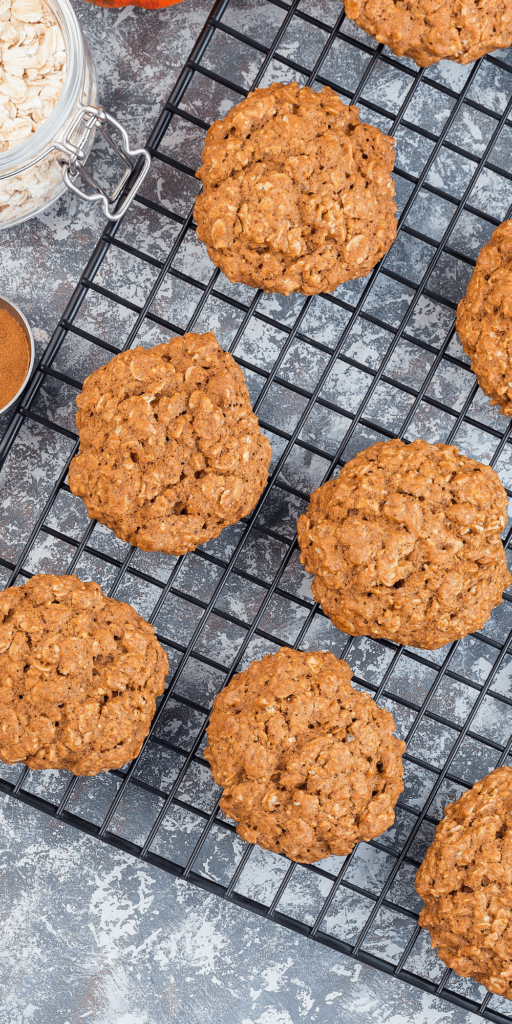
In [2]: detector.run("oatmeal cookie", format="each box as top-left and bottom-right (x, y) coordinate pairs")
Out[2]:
(68, 332), (271, 555)
(0, 574), (167, 775)
(416, 767), (512, 999)
(457, 220), (512, 418)
(194, 82), (397, 296)
(344, 1), (512, 68)
(204, 647), (405, 864)
(297, 439), (510, 650)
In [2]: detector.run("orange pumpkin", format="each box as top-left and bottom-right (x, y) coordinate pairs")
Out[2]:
(84, 0), (185, 8)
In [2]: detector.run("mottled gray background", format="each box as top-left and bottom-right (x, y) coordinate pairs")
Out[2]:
(0, 0), (511, 1021)
(0, 794), (482, 1024)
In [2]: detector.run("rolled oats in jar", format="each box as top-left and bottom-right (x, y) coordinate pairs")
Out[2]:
(0, 0), (149, 228)
(0, 0), (67, 223)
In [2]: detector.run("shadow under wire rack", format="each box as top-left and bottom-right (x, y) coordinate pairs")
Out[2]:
(2, 0), (512, 1018)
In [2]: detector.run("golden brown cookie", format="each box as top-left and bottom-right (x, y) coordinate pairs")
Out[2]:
(68, 332), (271, 555)
(297, 439), (511, 650)
(204, 647), (405, 864)
(0, 574), (167, 775)
(194, 82), (397, 296)
(345, 0), (512, 67)
(457, 220), (512, 419)
(416, 767), (512, 999)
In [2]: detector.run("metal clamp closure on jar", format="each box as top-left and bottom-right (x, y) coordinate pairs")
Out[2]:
(0, 0), (151, 229)
(54, 104), (151, 222)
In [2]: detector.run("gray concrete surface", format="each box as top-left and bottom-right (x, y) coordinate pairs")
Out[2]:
(0, 0), (508, 1021)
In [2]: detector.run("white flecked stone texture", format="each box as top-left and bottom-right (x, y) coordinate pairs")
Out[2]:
(0, 1), (512, 1021)
(0, 795), (482, 1024)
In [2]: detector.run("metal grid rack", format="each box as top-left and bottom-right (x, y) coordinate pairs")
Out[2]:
(2, 0), (512, 1018)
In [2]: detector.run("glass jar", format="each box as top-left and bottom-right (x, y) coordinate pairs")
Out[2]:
(0, 0), (150, 229)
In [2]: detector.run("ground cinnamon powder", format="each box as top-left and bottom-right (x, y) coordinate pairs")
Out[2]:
(0, 308), (30, 410)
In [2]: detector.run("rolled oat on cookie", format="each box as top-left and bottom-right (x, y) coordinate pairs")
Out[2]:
(416, 767), (512, 1000)
(0, 574), (167, 775)
(205, 647), (405, 864)
(194, 81), (397, 296)
(297, 439), (511, 650)
(344, 0), (512, 68)
(457, 219), (512, 419)
(68, 332), (272, 555)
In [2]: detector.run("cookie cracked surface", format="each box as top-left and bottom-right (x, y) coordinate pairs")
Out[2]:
(457, 220), (512, 419)
(0, 574), (167, 775)
(68, 332), (272, 555)
(416, 767), (512, 1000)
(194, 82), (397, 296)
(297, 439), (511, 650)
(205, 647), (405, 864)
(345, 1), (512, 67)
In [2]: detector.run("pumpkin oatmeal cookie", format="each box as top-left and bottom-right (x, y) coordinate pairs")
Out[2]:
(297, 439), (510, 650)
(416, 767), (512, 999)
(344, 1), (512, 68)
(68, 332), (271, 555)
(205, 647), (405, 864)
(457, 220), (512, 418)
(194, 82), (397, 296)
(0, 574), (167, 775)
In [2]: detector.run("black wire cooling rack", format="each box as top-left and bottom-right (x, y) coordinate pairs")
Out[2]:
(3, 0), (512, 1019)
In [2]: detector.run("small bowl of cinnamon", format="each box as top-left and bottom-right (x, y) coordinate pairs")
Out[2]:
(0, 297), (35, 416)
